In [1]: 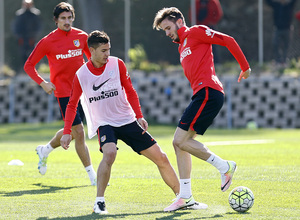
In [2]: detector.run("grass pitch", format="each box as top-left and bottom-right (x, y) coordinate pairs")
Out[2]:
(0, 122), (299, 219)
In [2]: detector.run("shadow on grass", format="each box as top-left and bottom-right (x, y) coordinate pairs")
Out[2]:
(36, 212), (223, 220)
(226, 211), (251, 216)
(0, 183), (88, 197)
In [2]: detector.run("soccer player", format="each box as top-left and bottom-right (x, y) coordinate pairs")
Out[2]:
(153, 7), (251, 211)
(60, 30), (183, 214)
(24, 2), (96, 185)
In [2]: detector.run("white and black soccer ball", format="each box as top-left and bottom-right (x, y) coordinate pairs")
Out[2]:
(228, 186), (254, 212)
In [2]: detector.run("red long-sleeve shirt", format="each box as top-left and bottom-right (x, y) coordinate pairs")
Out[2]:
(177, 25), (250, 95)
(63, 58), (143, 135)
(24, 27), (91, 97)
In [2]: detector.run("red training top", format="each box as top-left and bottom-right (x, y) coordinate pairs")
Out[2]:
(24, 27), (91, 97)
(177, 25), (250, 95)
(63, 58), (143, 135)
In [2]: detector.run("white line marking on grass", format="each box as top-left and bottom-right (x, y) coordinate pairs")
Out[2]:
(205, 139), (275, 146)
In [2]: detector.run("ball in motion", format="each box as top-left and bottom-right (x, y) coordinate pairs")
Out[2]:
(228, 186), (254, 212)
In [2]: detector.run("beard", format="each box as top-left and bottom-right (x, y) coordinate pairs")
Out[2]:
(173, 24), (180, 42)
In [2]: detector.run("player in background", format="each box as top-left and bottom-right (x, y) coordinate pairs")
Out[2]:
(153, 7), (251, 211)
(60, 30), (207, 214)
(24, 2), (96, 185)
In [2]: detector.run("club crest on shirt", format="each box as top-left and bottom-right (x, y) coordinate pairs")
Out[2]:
(109, 70), (115, 78)
(183, 38), (187, 47)
(73, 39), (80, 47)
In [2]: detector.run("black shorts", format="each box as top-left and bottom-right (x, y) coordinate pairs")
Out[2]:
(57, 97), (85, 126)
(96, 121), (157, 154)
(178, 87), (224, 135)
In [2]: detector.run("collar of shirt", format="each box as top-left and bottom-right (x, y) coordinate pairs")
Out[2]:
(56, 27), (73, 36)
(174, 26), (188, 44)
(86, 59), (107, 76)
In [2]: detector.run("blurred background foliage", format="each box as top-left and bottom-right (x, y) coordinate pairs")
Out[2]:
(3, 0), (300, 76)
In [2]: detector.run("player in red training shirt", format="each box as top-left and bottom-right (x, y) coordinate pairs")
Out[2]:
(153, 7), (251, 211)
(24, 2), (96, 185)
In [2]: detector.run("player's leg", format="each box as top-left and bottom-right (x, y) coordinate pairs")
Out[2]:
(173, 127), (212, 163)
(140, 143), (179, 195)
(96, 142), (116, 197)
(94, 125), (118, 214)
(175, 88), (236, 192)
(70, 122), (96, 185)
(93, 143), (116, 214)
(35, 128), (63, 175)
(70, 123), (90, 167)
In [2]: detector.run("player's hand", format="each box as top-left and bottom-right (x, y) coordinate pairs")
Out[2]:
(238, 68), (251, 82)
(40, 81), (56, 95)
(137, 118), (148, 134)
(60, 134), (72, 150)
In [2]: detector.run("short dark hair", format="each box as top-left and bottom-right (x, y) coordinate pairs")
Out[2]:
(53, 2), (75, 21)
(88, 30), (110, 49)
(153, 7), (185, 30)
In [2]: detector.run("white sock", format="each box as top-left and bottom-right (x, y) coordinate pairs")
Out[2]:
(206, 154), (229, 173)
(179, 178), (192, 199)
(95, 197), (105, 203)
(42, 143), (54, 157)
(85, 165), (96, 181)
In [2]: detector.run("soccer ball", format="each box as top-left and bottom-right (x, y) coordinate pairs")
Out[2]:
(228, 186), (254, 212)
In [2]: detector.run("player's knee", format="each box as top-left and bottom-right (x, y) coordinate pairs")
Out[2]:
(103, 150), (116, 165)
(102, 144), (117, 164)
(159, 152), (169, 164)
(172, 137), (185, 150)
(155, 151), (170, 168)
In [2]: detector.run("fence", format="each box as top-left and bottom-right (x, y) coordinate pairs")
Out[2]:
(1, 72), (300, 128)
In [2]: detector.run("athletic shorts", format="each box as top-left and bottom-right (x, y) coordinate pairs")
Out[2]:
(178, 87), (224, 135)
(96, 121), (157, 154)
(57, 97), (85, 126)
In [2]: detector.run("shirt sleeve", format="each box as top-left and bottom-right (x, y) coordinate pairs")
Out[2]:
(63, 75), (83, 135)
(23, 38), (47, 85)
(83, 36), (91, 60)
(194, 26), (250, 72)
(118, 59), (143, 119)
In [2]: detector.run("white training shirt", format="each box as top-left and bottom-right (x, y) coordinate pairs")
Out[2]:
(77, 56), (136, 138)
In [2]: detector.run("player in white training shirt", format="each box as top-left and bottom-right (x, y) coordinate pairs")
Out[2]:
(60, 30), (182, 214)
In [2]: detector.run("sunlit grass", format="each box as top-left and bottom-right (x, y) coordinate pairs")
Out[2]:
(0, 122), (299, 219)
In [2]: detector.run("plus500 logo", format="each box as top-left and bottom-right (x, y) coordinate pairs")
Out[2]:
(89, 90), (119, 103)
(56, 49), (82, 60)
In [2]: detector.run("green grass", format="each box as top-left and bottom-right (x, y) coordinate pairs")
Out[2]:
(0, 122), (299, 219)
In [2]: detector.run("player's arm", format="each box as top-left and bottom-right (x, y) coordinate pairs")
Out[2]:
(118, 59), (147, 133)
(82, 35), (91, 60)
(60, 75), (83, 149)
(24, 39), (56, 94)
(196, 26), (251, 81)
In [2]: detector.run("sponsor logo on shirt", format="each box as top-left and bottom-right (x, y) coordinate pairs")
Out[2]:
(205, 29), (216, 38)
(89, 89), (119, 103)
(180, 47), (192, 62)
(93, 78), (111, 91)
(56, 49), (82, 60)
(89, 81), (120, 103)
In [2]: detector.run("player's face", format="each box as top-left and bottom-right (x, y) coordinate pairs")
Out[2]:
(56, 11), (74, 32)
(91, 43), (111, 67)
(160, 19), (180, 42)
